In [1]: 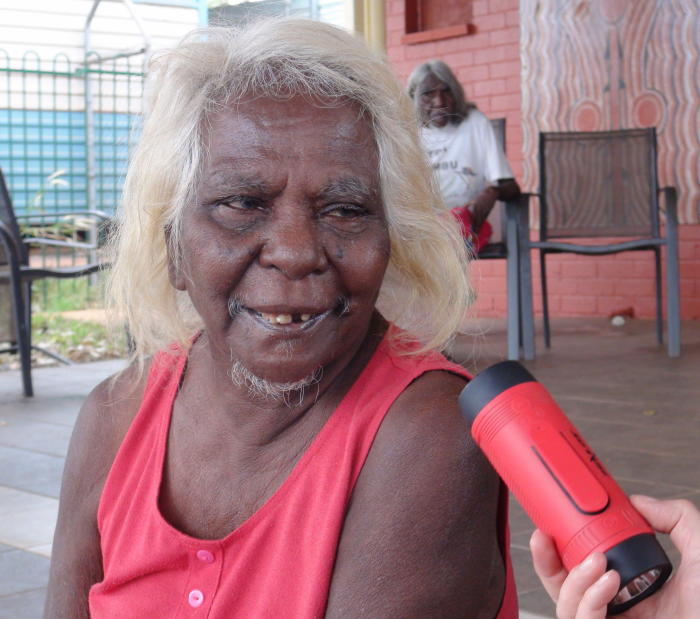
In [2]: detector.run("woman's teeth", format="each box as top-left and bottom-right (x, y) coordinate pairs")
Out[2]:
(260, 312), (313, 325)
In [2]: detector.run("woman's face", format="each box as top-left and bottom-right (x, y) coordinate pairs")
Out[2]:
(170, 96), (390, 385)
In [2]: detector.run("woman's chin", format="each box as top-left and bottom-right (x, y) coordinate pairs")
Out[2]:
(229, 359), (323, 402)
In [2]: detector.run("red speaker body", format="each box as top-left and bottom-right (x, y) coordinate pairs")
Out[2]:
(458, 361), (671, 614)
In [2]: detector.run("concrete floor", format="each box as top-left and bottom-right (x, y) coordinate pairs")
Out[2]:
(0, 317), (698, 618)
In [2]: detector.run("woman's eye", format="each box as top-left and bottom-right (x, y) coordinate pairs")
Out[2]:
(216, 196), (261, 211)
(210, 195), (266, 230)
(322, 204), (367, 219)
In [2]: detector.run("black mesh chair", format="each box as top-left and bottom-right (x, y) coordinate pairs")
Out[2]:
(474, 118), (534, 360)
(521, 128), (680, 357)
(0, 168), (111, 396)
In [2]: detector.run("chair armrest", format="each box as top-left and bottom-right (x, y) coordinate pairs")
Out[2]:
(16, 210), (113, 225)
(658, 186), (678, 224)
(504, 192), (532, 218)
(0, 220), (24, 266)
(18, 211), (114, 251)
(512, 193), (532, 242)
(21, 237), (103, 251)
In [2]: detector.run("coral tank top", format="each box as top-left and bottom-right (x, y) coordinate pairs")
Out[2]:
(89, 334), (518, 618)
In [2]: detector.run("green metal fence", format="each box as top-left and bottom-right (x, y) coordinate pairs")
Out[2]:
(0, 48), (144, 313)
(0, 48), (143, 217)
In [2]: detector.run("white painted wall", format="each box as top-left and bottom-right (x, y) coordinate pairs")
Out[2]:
(0, 0), (199, 62)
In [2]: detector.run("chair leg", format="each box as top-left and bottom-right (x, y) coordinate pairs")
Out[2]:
(505, 201), (520, 360)
(540, 250), (551, 348)
(517, 200), (535, 360)
(9, 278), (33, 397)
(664, 198), (681, 358)
(666, 255), (681, 358)
(654, 248), (663, 345)
(520, 246), (536, 360)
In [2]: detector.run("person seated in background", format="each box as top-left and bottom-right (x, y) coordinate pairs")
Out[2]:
(531, 495), (700, 619)
(43, 19), (518, 618)
(408, 59), (520, 254)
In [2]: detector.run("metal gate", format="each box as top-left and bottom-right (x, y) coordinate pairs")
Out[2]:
(0, 47), (144, 323)
(0, 49), (143, 220)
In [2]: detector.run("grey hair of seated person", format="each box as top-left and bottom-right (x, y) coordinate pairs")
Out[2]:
(406, 59), (476, 123)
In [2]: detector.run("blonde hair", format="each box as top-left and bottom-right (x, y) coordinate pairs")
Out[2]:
(107, 18), (472, 361)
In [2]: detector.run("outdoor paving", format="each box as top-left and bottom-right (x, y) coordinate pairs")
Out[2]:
(0, 317), (699, 618)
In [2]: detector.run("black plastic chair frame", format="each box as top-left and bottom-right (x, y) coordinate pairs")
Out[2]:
(518, 128), (681, 358)
(476, 193), (534, 361)
(0, 169), (111, 396)
(474, 118), (533, 360)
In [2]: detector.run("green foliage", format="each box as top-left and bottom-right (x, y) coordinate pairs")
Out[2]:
(32, 277), (104, 313)
(0, 275), (124, 370)
(31, 312), (127, 363)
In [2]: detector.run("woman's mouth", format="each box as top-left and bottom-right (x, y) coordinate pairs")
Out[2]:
(258, 311), (320, 326)
(229, 297), (349, 331)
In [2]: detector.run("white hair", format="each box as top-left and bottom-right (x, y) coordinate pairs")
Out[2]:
(407, 59), (476, 123)
(106, 18), (473, 364)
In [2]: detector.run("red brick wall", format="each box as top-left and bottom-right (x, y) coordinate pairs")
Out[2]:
(385, 0), (700, 321)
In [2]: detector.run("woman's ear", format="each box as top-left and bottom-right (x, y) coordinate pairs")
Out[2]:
(165, 227), (187, 291)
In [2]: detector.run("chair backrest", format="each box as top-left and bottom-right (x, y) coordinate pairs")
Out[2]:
(0, 169), (23, 343)
(490, 117), (506, 154)
(538, 128), (660, 240)
(0, 168), (28, 265)
(486, 117), (507, 244)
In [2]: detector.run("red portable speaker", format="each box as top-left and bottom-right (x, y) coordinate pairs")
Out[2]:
(458, 361), (672, 614)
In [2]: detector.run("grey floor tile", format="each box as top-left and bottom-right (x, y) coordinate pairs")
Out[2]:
(517, 588), (556, 618)
(597, 447), (700, 492)
(0, 550), (49, 597)
(0, 503), (58, 551)
(0, 487), (58, 517)
(0, 587), (46, 619)
(0, 446), (64, 498)
(0, 402), (82, 428)
(0, 419), (72, 458)
(510, 545), (554, 616)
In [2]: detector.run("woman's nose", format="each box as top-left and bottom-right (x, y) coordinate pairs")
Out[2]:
(258, 206), (329, 279)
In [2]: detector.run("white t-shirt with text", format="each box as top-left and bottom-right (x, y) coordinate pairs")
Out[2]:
(421, 109), (513, 210)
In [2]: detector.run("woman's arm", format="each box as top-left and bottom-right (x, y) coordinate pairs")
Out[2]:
(44, 365), (148, 618)
(326, 371), (505, 618)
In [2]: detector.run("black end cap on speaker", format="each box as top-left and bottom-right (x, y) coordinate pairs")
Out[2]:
(605, 533), (673, 614)
(458, 361), (537, 425)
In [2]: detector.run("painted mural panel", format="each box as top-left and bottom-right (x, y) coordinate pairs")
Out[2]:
(521, 0), (700, 223)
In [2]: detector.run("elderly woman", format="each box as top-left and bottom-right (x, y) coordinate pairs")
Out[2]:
(44, 20), (516, 618)
(407, 60), (520, 252)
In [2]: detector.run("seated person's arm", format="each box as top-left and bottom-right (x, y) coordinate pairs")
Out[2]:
(44, 366), (147, 618)
(326, 371), (504, 618)
(471, 178), (521, 233)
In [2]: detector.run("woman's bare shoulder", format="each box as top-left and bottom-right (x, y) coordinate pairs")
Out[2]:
(72, 358), (153, 482)
(327, 369), (504, 618)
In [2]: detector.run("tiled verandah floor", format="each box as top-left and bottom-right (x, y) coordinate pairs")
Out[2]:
(1, 317), (699, 618)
